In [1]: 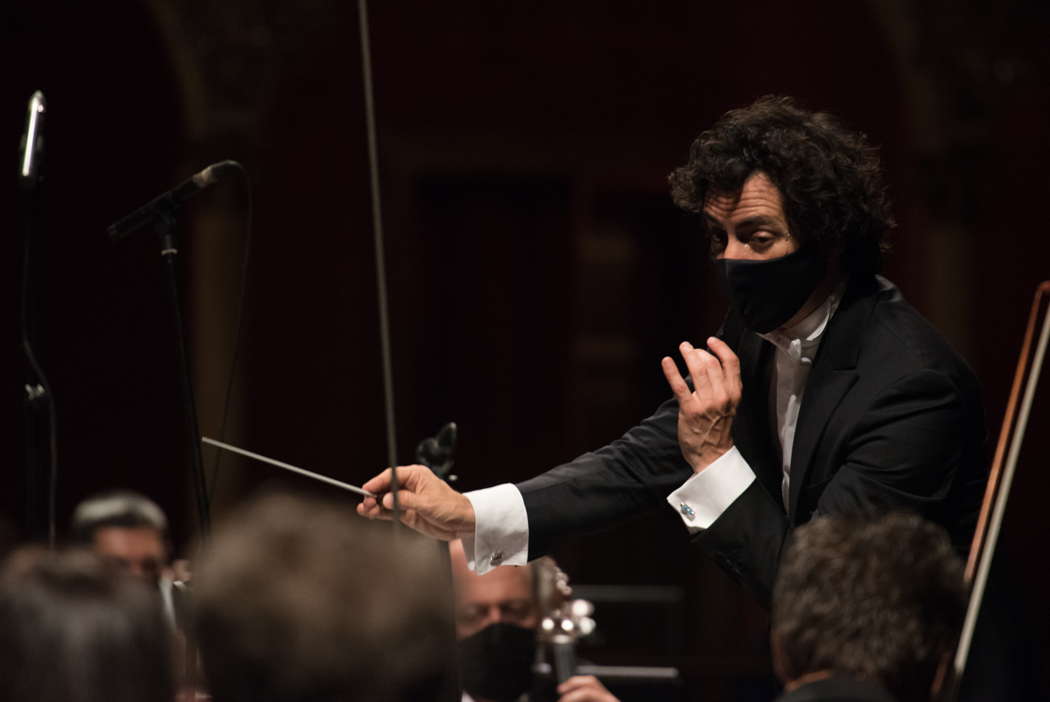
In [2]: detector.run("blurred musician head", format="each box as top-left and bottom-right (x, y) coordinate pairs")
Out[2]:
(771, 512), (967, 702)
(193, 492), (454, 702)
(70, 490), (170, 584)
(0, 547), (173, 702)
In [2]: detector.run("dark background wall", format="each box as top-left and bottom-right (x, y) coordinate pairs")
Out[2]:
(8, 1), (1050, 699)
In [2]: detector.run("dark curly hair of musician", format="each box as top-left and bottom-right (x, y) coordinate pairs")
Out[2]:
(669, 95), (894, 277)
(771, 513), (966, 700)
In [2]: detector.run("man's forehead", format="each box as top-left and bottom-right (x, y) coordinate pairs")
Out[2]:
(458, 565), (533, 603)
(703, 172), (785, 222)
(93, 526), (165, 552)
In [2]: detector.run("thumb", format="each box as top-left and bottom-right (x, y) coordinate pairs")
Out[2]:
(382, 489), (425, 512)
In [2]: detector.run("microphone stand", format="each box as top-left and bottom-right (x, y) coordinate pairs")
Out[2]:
(19, 90), (58, 546)
(155, 211), (210, 538)
(109, 160), (246, 539)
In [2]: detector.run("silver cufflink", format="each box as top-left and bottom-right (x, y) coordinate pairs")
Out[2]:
(679, 503), (695, 521)
(491, 551), (504, 566)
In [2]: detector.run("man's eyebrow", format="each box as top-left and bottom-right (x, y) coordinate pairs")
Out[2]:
(735, 215), (784, 231)
(701, 213), (725, 229)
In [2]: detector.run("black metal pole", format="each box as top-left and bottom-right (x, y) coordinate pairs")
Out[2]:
(157, 213), (210, 538)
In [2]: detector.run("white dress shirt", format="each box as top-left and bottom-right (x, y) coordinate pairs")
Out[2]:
(667, 289), (841, 531)
(464, 290), (842, 572)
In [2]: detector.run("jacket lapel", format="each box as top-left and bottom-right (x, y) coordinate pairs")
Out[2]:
(787, 277), (879, 520)
(732, 327), (782, 502)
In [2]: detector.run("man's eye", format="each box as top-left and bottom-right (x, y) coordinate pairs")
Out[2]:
(708, 234), (727, 257)
(458, 607), (483, 624)
(502, 601), (534, 621)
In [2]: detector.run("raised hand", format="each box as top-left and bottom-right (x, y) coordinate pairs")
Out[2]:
(660, 336), (742, 473)
(356, 465), (475, 540)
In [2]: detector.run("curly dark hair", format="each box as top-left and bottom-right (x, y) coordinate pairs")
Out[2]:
(771, 513), (966, 700)
(669, 95), (894, 277)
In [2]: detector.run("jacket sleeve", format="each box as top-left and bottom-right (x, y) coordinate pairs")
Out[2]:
(517, 396), (694, 560)
(696, 368), (979, 606)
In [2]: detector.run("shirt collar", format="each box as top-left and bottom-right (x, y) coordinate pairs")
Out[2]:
(759, 284), (844, 362)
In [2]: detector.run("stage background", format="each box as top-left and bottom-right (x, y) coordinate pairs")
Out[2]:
(9, 1), (1049, 699)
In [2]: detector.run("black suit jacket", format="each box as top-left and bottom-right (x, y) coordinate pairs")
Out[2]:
(517, 275), (985, 603)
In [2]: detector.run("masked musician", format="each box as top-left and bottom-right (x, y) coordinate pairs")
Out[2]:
(359, 95), (986, 608)
(770, 512), (966, 702)
(450, 540), (617, 702)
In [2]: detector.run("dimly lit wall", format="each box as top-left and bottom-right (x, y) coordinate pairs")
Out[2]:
(9, 1), (1049, 699)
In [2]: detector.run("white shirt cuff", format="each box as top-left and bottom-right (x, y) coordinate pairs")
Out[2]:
(463, 484), (529, 574)
(666, 446), (755, 533)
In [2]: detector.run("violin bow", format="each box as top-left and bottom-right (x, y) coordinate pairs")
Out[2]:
(937, 281), (1050, 700)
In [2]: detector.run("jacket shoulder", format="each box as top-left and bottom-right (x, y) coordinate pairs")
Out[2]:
(858, 277), (977, 384)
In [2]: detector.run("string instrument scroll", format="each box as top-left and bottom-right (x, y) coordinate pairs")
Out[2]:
(534, 558), (596, 686)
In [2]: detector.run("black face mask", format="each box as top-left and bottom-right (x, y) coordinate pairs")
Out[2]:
(459, 622), (536, 702)
(716, 246), (826, 333)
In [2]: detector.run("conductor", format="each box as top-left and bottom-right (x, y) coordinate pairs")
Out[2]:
(358, 95), (986, 603)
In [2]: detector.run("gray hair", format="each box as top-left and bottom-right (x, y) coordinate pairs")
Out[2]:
(772, 512), (966, 699)
(70, 491), (168, 543)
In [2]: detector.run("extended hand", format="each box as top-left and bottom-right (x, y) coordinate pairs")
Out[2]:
(660, 336), (742, 473)
(557, 675), (619, 702)
(356, 465), (476, 540)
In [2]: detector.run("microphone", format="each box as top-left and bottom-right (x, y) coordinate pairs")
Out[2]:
(108, 160), (240, 241)
(19, 91), (46, 188)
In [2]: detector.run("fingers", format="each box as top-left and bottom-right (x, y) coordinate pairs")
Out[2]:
(674, 339), (741, 405)
(664, 341), (718, 406)
(558, 676), (600, 693)
(381, 488), (423, 512)
(678, 341), (713, 400)
(661, 355), (691, 402)
(361, 467), (395, 495)
(356, 499), (392, 521)
(684, 346), (718, 402)
(358, 499), (458, 540)
(707, 336), (742, 396)
(557, 676), (616, 702)
(358, 465), (475, 540)
(362, 464), (434, 498)
(357, 468), (415, 519)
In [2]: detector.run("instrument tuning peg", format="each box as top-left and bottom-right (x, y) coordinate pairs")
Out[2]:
(570, 599), (594, 618)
